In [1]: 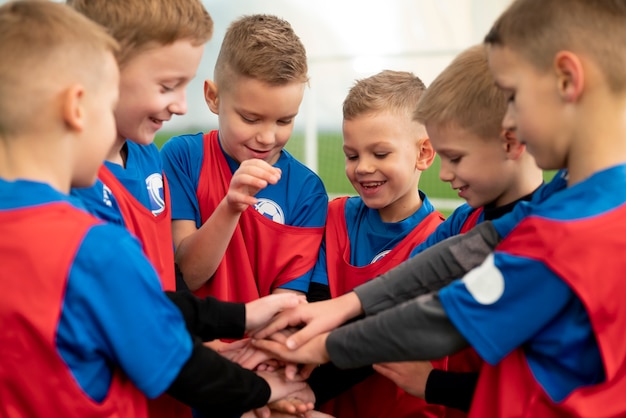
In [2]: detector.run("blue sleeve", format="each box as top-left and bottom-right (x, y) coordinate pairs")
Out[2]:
(70, 179), (125, 226)
(161, 133), (204, 227)
(439, 251), (574, 365)
(57, 224), (193, 401)
(409, 204), (474, 258)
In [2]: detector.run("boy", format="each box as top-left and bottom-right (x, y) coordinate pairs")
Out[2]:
(308, 70), (445, 418)
(254, 0), (626, 416)
(375, 44), (544, 413)
(0, 2), (308, 417)
(67, 3), (213, 414)
(161, 14), (327, 302)
(68, 0), (213, 294)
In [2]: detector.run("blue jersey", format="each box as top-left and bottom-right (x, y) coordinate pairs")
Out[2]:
(161, 132), (328, 292)
(1, 179), (192, 402)
(311, 193), (437, 285)
(439, 166), (625, 402)
(71, 141), (166, 223)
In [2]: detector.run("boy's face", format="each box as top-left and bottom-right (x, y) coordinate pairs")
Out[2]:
(428, 123), (517, 208)
(115, 39), (204, 145)
(209, 77), (304, 165)
(487, 45), (569, 170)
(74, 53), (120, 187)
(342, 110), (428, 222)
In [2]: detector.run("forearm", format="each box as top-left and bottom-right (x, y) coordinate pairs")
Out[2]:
(166, 291), (245, 341)
(175, 199), (241, 291)
(355, 222), (501, 315)
(326, 293), (468, 369)
(167, 338), (270, 416)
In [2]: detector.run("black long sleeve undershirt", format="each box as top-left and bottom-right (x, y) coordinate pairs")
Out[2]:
(163, 291), (271, 416)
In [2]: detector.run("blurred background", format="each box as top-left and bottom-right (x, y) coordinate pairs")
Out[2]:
(7, 0), (517, 213)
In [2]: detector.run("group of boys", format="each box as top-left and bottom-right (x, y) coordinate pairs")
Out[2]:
(2, 0), (626, 417)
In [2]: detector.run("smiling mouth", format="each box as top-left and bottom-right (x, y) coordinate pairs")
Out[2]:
(361, 181), (385, 189)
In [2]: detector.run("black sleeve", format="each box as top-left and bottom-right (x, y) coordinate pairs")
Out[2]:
(167, 337), (270, 417)
(425, 370), (478, 412)
(166, 291), (245, 341)
(306, 363), (374, 407)
(306, 282), (331, 303)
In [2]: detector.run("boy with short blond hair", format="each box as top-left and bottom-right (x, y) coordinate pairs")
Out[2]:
(162, 14), (327, 303)
(69, 0), (213, 295)
(0, 2), (308, 417)
(370, 44), (543, 415)
(67, 1), (216, 417)
(308, 70), (445, 418)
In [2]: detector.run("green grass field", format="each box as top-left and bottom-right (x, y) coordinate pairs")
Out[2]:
(155, 130), (555, 217)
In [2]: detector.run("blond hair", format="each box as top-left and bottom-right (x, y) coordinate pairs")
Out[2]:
(343, 70), (426, 121)
(214, 14), (308, 90)
(415, 45), (506, 140)
(485, 0), (626, 93)
(67, 0), (213, 66)
(0, 0), (118, 138)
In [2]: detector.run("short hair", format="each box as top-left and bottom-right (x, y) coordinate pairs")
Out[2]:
(0, 0), (118, 138)
(214, 14), (308, 90)
(67, 0), (213, 66)
(343, 70), (426, 121)
(414, 45), (507, 140)
(484, 0), (626, 93)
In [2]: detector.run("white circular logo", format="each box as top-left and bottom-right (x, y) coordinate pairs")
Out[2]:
(254, 198), (285, 224)
(461, 253), (505, 305)
(145, 173), (165, 215)
(371, 250), (391, 263)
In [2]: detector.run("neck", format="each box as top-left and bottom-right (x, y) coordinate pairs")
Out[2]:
(106, 135), (128, 166)
(0, 135), (70, 193)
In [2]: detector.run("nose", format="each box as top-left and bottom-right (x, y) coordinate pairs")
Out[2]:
(255, 125), (277, 146)
(439, 159), (454, 183)
(168, 90), (188, 116)
(355, 155), (375, 174)
(502, 105), (516, 132)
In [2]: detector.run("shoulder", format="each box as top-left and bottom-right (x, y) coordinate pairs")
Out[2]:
(70, 180), (124, 225)
(277, 150), (326, 191)
(161, 132), (205, 157)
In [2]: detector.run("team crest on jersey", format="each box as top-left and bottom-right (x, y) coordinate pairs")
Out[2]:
(371, 250), (391, 263)
(145, 173), (165, 215)
(254, 198), (285, 224)
(102, 184), (114, 207)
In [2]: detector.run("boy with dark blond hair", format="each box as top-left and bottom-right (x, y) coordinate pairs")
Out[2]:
(253, 0), (626, 416)
(0, 2), (309, 417)
(162, 14), (327, 303)
(309, 70), (444, 418)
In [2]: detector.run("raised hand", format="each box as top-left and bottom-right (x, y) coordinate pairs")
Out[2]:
(227, 159), (281, 212)
(372, 361), (434, 399)
(252, 292), (363, 350)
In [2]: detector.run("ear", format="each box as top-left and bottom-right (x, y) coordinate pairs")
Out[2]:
(554, 51), (584, 102)
(62, 84), (85, 132)
(204, 79), (219, 114)
(501, 128), (525, 160)
(415, 137), (436, 171)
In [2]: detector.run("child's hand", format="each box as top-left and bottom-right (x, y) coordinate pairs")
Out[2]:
(251, 293), (363, 350)
(372, 361), (433, 398)
(256, 369), (308, 404)
(246, 293), (306, 332)
(252, 332), (330, 367)
(227, 159), (281, 212)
